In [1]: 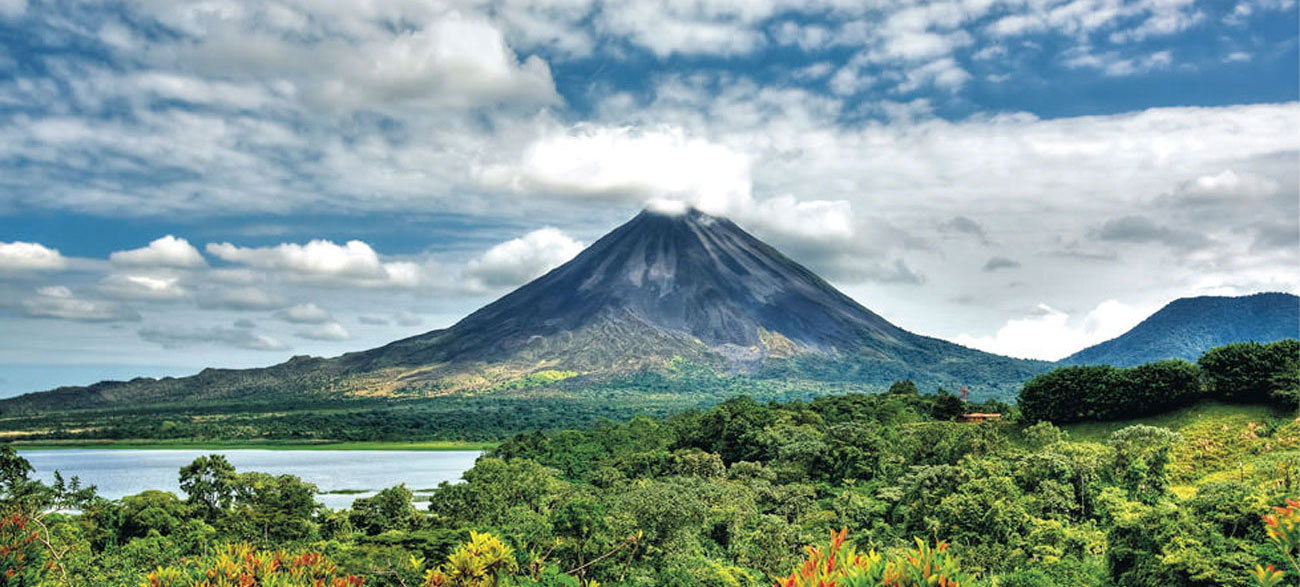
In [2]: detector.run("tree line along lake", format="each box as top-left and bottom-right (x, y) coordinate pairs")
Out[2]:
(17, 448), (482, 509)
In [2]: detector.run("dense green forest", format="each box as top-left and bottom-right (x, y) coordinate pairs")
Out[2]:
(0, 340), (1297, 585)
(0, 372), (890, 444)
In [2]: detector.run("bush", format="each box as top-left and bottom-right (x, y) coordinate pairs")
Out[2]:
(775, 528), (974, 587)
(141, 543), (364, 586)
(1019, 365), (1120, 424)
(350, 485), (423, 536)
(1019, 360), (1203, 424)
(1201, 340), (1300, 409)
(0, 513), (51, 585)
(1116, 360), (1203, 416)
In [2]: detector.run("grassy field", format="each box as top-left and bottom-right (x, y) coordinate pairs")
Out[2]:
(8, 438), (498, 451)
(1061, 400), (1299, 497)
(1059, 401), (1287, 442)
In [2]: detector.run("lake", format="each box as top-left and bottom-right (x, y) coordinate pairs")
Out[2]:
(18, 449), (482, 510)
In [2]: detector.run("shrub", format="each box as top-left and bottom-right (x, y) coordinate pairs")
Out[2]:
(1200, 340), (1300, 408)
(1116, 360), (1203, 416)
(775, 528), (974, 587)
(0, 514), (51, 586)
(418, 531), (518, 587)
(1018, 360), (1202, 424)
(142, 543), (364, 586)
(1019, 366), (1120, 424)
(1253, 498), (1300, 586)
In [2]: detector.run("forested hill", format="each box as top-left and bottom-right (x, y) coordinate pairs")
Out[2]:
(1060, 292), (1299, 367)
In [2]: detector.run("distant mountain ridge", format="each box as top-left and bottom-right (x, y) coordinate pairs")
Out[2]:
(1060, 292), (1300, 367)
(0, 207), (1047, 413)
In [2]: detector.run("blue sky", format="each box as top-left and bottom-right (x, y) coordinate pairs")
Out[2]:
(0, 0), (1297, 396)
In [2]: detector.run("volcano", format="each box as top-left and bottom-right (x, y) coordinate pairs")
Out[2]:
(0, 207), (1047, 412)
(355, 207), (914, 367)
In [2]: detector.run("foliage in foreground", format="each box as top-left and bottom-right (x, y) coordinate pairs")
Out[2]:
(0, 346), (1296, 586)
(142, 543), (364, 587)
(1252, 498), (1300, 586)
(776, 528), (971, 587)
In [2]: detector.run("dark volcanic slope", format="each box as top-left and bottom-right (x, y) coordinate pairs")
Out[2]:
(1060, 292), (1300, 367)
(355, 208), (914, 368)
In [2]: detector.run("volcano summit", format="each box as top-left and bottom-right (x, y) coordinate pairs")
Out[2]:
(0, 207), (1047, 413)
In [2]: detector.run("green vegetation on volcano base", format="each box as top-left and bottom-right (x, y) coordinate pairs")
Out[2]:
(0, 367), (991, 443)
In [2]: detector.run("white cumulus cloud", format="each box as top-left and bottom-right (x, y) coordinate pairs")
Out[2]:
(305, 13), (560, 111)
(0, 241), (67, 271)
(98, 273), (189, 300)
(110, 235), (206, 268)
(465, 227), (584, 290)
(495, 126), (755, 214)
(954, 299), (1151, 361)
(295, 321), (351, 341)
(276, 303), (333, 324)
(206, 239), (423, 288)
(21, 285), (141, 322)
(491, 125), (858, 256)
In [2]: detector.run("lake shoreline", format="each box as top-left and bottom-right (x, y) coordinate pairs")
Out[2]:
(9, 439), (497, 451)
(17, 448), (482, 510)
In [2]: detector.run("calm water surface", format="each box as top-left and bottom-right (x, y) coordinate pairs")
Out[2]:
(18, 449), (482, 510)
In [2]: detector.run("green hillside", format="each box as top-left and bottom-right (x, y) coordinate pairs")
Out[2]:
(0, 362), (1022, 444)
(1061, 401), (1299, 495)
(1062, 292), (1299, 367)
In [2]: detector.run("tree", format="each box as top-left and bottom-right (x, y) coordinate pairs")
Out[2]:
(551, 497), (614, 578)
(930, 389), (966, 421)
(0, 444), (38, 508)
(350, 484), (422, 536)
(1022, 421), (1067, 449)
(0, 446), (97, 583)
(675, 396), (778, 463)
(1199, 340), (1300, 406)
(1188, 481), (1261, 539)
(229, 472), (320, 542)
(1107, 425), (1179, 504)
(119, 490), (190, 541)
(1267, 339), (1300, 409)
(888, 380), (920, 395)
(820, 422), (886, 481)
(0, 512), (52, 585)
(1018, 361), (1203, 424)
(427, 458), (568, 529)
(1119, 360), (1202, 416)
(178, 455), (238, 522)
(1019, 366), (1119, 423)
(665, 449), (726, 478)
